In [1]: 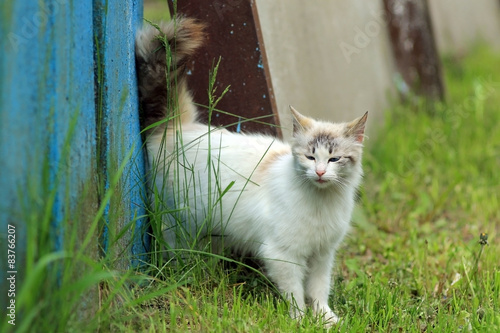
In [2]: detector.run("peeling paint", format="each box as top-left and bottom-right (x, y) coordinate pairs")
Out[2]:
(0, 0), (101, 317)
(236, 117), (242, 133)
(257, 58), (264, 69)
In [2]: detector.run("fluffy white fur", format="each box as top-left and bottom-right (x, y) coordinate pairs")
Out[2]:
(136, 17), (368, 326)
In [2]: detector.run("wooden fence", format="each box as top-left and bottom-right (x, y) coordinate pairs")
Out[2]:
(0, 0), (148, 310)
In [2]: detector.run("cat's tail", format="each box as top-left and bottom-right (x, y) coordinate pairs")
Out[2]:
(135, 16), (205, 130)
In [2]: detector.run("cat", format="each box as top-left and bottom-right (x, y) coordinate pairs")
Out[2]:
(135, 16), (367, 326)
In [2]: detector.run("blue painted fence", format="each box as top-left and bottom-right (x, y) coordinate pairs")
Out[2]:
(0, 0), (147, 312)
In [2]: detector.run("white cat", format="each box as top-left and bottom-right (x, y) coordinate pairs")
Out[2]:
(136, 16), (367, 326)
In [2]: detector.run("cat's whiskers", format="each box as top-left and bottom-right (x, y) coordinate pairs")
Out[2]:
(331, 177), (352, 191)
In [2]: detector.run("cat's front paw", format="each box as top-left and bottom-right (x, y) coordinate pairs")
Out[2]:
(314, 306), (339, 327)
(289, 305), (306, 321)
(322, 310), (339, 328)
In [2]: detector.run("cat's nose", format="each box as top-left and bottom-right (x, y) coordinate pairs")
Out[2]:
(316, 170), (326, 177)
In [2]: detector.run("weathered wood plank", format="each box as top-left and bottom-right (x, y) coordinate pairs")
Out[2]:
(0, 1), (148, 324)
(94, 0), (148, 269)
(0, 0), (98, 319)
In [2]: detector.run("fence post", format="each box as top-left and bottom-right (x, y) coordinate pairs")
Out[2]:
(383, 0), (445, 100)
(93, 0), (148, 269)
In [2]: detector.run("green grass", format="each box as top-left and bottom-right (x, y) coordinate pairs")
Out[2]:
(7, 43), (499, 332)
(127, 46), (500, 331)
(345, 46), (500, 331)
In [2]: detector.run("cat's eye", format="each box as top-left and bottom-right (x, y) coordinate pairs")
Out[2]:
(329, 157), (341, 163)
(305, 155), (315, 161)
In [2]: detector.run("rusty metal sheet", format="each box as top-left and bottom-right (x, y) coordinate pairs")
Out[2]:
(169, 0), (281, 136)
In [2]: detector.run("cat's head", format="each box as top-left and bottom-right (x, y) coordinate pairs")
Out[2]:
(289, 106), (367, 190)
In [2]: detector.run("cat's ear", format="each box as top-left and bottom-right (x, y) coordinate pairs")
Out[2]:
(345, 111), (368, 143)
(290, 105), (313, 135)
